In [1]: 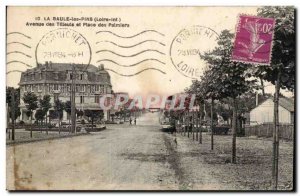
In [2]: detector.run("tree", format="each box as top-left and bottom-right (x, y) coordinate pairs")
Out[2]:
(6, 87), (21, 121)
(255, 7), (295, 92)
(76, 110), (84, 118)
(84, 110), (104, 132)
(255, 6), (295, 190)
(64, 101), (72, 132)
(6, 87), (21, 140)
(39, 95), (51, 125)
(35, 109), (46, 132)
(201, 30), (256, 162)
(53, 99), (65, 134)
(185, 80), (208, 143)
(23, 92), (38, 138)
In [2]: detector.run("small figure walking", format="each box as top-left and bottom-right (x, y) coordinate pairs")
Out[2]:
(134, 118), (136, 125)
(129, 118), (132, 125)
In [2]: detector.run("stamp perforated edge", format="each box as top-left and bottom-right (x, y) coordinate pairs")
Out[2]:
(230, 14), (276, 67)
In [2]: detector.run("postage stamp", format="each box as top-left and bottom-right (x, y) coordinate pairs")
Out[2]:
(170, 26), (219, 79)
(231, 15), (276, 65)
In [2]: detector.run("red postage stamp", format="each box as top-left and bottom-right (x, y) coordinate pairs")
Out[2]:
(231, 15), (276, 65)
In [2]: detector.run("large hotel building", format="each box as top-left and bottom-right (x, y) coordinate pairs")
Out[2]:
(19, 62), (112, 122)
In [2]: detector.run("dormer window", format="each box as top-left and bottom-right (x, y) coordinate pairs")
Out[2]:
(80, 74), (84, 80)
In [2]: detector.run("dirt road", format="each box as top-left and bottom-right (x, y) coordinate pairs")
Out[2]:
(6, 112), (293, 190)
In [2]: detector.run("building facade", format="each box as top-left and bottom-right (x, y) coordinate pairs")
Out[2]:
(250, 97), (294, 125)
(19, 62), (113, 122)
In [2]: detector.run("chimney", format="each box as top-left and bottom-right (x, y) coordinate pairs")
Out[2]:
(99, 64), (104, 70)
(49, 61), (52, 69)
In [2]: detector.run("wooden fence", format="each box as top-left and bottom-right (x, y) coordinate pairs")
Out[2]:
(245, 123), (294, 140)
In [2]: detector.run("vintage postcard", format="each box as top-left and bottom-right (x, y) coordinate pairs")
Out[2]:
(6, 6), (295, 191)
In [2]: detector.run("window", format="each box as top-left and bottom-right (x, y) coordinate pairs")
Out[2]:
(95, 85), (100, 92)
(80, 74), (84, 80)
(80, 96), (84, 103)
(54, 84), (59, 90)
(32, 74), (35, 81)
(95, 95), (100, 103)
(38, 84), (42, 91)
(40, 73), (42, 79)
(76, 85), (80, 92)
(70, 73), (73, 80)
(100, 85), (104, 93)
(80, 85), (85, 92)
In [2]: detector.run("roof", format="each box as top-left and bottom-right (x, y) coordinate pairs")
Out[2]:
(251, 96), (294, 112)
(279, 97), (294, 112)
(29, 62), (109, 74)
(19, 62), (111, 85)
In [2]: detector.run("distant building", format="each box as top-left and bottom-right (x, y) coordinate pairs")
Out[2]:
(19, 62), (113, 122)
(249, 97), (294, 125)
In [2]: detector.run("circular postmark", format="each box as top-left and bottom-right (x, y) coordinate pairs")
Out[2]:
(170, 26), (219, 79)
(35, 28), (92, 67)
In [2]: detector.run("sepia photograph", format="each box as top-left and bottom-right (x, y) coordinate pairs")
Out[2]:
(5, 5), (295, 191)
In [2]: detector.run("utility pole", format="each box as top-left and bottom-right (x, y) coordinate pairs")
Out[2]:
(272, 69), (281, 190)
(11, 88), (15, 141)
(6, 103), (10, 140)
(211, 98), (214, 150)
(71, 64), (76, 133)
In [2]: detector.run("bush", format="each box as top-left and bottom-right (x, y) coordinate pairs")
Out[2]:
(19, 120), (25, 125)
(48, 124), (55, 129)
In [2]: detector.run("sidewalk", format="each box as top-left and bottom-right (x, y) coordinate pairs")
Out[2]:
(164, 132), (293, 190)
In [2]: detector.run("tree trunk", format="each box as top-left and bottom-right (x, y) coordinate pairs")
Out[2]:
(11, 90), (15, 141)
(46, 113), (49, 135)
(211, 98), (214, 150)
(199, 102), (202, 144)
(196, 109), (199, 141)
(59, 119), (61, 134)
(92, 119), (94, 132)
(69, 117), (71, 133)
(192, 111), (195, 140)
(30, 113), (33, 138)
(272, 69), (281, 190)
(187, 110), (190, 138)
(184, 112), (187, 136)
(232, 98), (237, 164)
(260, 78), (265, 96)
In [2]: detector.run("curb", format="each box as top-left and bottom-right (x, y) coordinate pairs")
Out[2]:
(6, 132), (90, 146)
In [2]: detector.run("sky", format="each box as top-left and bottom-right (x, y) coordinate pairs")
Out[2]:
(6, 6), (293, 97)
